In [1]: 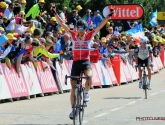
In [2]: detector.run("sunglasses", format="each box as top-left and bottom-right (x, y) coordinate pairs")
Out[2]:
(77, 27), (84, 30)
(141, 42), (146, 44)
(40, 2), (45, 4)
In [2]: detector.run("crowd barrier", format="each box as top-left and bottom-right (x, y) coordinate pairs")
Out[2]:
(0, 51), (165, 102)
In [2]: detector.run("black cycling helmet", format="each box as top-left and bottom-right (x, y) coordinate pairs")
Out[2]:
(76, 19), (88, 29)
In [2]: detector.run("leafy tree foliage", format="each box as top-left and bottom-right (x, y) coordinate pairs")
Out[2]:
(44, 0), (165, 28)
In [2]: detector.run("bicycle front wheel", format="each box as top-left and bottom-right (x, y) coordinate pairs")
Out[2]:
(143, 75), (147, 99)
(73, 88), (79, 125)
(79, 87), (85, 124)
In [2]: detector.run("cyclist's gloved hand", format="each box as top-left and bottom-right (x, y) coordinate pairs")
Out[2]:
(52, 8), (57, 15)
(108, 9), (114, 17)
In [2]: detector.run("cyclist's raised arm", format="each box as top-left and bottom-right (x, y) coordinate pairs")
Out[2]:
(53, 9), (70, 33)
(95, 8), (114, 34)
(95, 16), (109, 34)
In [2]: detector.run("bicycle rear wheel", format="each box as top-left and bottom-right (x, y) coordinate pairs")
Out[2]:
(143, 75), (147, 99)
(73, 88), (79, 125)
(79, 87), (85, 124)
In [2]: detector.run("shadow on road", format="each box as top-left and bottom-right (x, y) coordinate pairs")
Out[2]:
(103, 97), (142, 99)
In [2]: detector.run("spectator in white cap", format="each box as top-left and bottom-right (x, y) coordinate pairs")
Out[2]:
(83, 9), (94, 29)
(4, 3), (15, 33)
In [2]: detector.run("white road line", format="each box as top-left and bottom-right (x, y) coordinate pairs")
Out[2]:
(83, 121), (89, 124)
(111, 107), (124, 112)
(138, 99), (143, 101)
(126, 101), (137, 105)
(160, 90), (165, 93)
(150, 92), (159, 96)
(94, 113), (108, 117)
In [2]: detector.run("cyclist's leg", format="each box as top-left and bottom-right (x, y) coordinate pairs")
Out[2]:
(70, 80), (77, 106)
(138, 58), (143, 88)
(83, 60), (92, 102)
(84, 68), (92, 90)
(138, 58), (142, 80)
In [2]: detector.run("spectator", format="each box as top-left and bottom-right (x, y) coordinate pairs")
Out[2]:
(0, 2), (8, 13)
(20, 0), (26, 11)
(4, 3), (15, 33)
(93, 10), (102, 28)
(75, 5), (83, 17)
(43, 17), (58, 37)
(0, 14), (6, 30)
(58, 33), (70, 51)
(2, 15), (14, 32)
(25, 0), (46, 21)
(152, 38), (159, 57)
(59, 7), (67, 23)
(100, 37), (108, 56)
(83, 9), (94, 29)
(68, 10), (77, 27)
(60, 43), (73, 63)
(53, 28), (61, 40)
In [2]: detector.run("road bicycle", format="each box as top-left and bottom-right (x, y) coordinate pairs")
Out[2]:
(65, 73), (89, 125)
(136, 64), (148, 99)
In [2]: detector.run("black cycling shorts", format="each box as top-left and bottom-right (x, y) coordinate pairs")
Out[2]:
(71, 60), (91, 77)
(138, 57), (150, 67)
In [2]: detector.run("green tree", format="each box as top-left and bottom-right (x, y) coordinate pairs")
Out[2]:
(44, 0), (163, 28)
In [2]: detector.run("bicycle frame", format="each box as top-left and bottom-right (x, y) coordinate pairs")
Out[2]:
(142, 66), (148, 99)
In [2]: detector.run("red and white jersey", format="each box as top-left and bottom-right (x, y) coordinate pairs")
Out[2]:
(68, 30), (96, 61)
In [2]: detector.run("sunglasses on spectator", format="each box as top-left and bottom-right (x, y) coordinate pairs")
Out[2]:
(10, 6), (14, 9)
(77, 27), (84, 30)
(40, 2), (45, 4)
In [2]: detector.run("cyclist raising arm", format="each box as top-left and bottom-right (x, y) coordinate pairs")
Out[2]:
(52, 8), (114, 119)
(134, 37), (153, 90)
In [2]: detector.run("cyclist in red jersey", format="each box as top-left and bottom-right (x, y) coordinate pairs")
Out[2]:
(53, 8), (114, 119)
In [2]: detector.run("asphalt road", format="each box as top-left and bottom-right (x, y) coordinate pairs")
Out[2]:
(0, 69), (165, 125)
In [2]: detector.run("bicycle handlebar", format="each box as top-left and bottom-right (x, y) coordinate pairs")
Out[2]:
(65, 75), (90, 85)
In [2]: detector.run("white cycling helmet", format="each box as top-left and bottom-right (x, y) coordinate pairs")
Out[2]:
(140, 37), (148, 44)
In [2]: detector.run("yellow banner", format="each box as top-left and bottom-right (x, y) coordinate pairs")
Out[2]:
(157, 12), (165, 20)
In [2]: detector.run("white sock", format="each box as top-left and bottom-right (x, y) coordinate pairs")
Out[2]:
(148, 80), (151, 85)
(85, 89), (89, 94)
